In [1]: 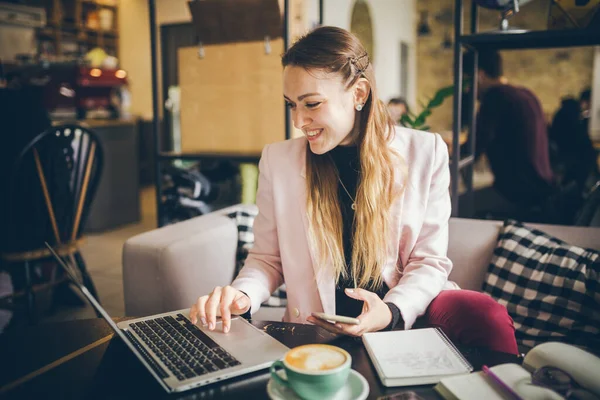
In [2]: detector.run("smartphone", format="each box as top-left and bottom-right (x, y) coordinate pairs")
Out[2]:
(311, 312), (360, 325)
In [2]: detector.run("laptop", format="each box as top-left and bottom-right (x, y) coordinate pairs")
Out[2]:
(45, 243), (289, 393)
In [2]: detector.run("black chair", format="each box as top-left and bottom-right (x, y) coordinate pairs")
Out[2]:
(0, 124), (103, 322)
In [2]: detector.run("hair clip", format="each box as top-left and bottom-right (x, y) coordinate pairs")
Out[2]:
(352, 54), (369, 64)
(348, 53), (370, 75)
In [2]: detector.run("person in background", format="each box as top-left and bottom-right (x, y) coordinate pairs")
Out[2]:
(462, 50), (555, 219)
(579, 88), (591, 133)
(189, 27), (518, 354)
(549, 92), (599, 193)
(387, 97), (410, 125)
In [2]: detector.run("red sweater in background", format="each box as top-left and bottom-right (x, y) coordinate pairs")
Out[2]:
(475, 84), (555, 206)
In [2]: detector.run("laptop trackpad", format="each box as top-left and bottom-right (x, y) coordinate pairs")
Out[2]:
(204, 319), (286, 361)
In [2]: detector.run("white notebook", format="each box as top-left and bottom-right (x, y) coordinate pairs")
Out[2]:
(362, 327), (473, 387)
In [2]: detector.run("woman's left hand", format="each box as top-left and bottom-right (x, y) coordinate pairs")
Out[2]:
(306, 288), (392, 337)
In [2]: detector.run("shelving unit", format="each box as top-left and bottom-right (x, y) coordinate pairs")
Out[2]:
(36, 0), (119, 60)
(451, 0), (600, 217)
(148, 0), (324, 227)
(460, 29), (600, 50)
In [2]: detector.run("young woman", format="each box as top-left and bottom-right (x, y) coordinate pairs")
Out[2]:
(190, 26), (517, 354)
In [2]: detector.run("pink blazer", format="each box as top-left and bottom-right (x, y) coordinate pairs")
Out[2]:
(231, 127), (458, 329)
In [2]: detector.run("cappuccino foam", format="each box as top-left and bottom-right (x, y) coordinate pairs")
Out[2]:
(285, 345), (347, 371)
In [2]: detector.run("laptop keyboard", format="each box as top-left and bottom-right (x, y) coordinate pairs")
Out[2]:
(128, 314), (241, 381)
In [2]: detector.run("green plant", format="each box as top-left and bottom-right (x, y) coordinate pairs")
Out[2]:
(400, 84), (455, 131)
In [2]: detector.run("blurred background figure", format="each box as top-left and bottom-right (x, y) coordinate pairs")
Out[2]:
(387, 97), (410, 125)
(549, 88), (599, 194)
(579, 87), (591, 132)
(461, 50), (559, 221)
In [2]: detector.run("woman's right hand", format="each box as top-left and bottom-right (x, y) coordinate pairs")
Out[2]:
(189, 286), (251, 333)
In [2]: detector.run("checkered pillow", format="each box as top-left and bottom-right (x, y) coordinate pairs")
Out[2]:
(227, 209), (287, 307)
(227, 209), (258, 277)
(482, 220), (600, 350)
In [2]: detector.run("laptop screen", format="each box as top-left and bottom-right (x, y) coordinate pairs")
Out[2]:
(44, 242), (128, 340)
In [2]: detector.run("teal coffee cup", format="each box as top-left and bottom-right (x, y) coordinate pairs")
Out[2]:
(270, 344), (351, 399)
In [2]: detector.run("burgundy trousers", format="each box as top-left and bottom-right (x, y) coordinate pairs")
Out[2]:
(413, 290), (518, 355)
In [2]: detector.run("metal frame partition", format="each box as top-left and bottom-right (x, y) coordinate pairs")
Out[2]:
(451, 0), (600, 217)
(148, 0), (325, 227)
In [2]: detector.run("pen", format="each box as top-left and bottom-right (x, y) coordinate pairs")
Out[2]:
(482, 365), (525, 400)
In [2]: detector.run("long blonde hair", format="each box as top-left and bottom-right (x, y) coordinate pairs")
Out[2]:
(282, 27), (405, 289)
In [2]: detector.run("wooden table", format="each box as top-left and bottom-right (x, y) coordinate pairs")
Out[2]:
(0, 318), (519, 399)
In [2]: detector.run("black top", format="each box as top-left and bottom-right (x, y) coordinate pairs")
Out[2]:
(328, 145), (402, 330)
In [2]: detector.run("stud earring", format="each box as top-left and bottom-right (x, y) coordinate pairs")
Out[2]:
(355, 103), (363, 111)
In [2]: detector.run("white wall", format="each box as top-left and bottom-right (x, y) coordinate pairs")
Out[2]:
(118, 0), (151, 119)
(370, 0), (416, 106)
(305, 0), (416, 106)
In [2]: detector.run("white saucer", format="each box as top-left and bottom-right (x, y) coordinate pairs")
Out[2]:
(267, 369), (369, 400)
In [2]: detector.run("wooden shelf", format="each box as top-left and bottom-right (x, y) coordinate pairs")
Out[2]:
(459, 28), (600, 50)
(35, 0), (119, 58)
(45, 21), (119, 36)
(81, 0), (118, 10)
(83, 28), (119, 36)
(37, 30), (58, 40)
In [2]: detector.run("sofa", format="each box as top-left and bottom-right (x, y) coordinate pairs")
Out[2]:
(123, 204), (600, 348)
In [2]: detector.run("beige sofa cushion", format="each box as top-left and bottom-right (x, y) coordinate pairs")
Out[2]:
(123, 211), (238, 317)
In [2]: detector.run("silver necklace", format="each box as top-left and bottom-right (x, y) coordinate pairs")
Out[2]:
(328, 152), (358, 210)
(338, 177), (356, 210)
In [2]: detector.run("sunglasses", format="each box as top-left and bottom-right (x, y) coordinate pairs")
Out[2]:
(532, 366), (599, 400)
